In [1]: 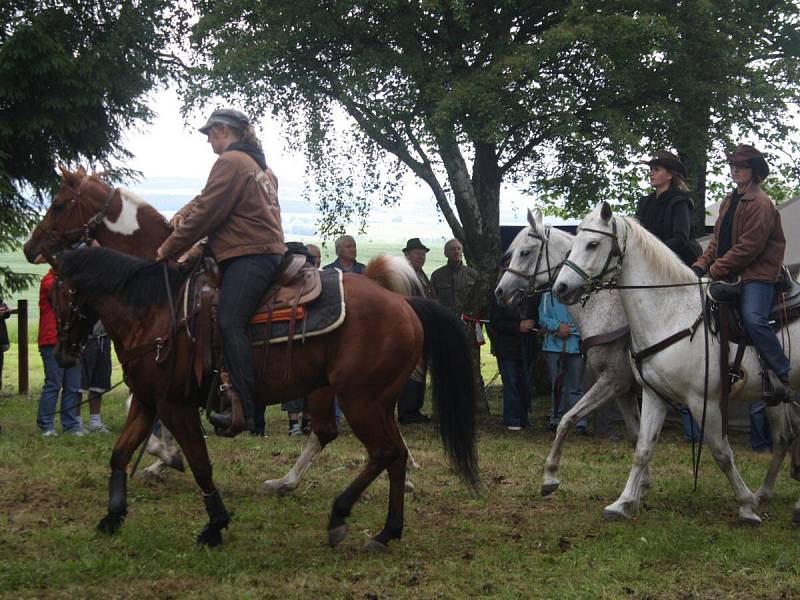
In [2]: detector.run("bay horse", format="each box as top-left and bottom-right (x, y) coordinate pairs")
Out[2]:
(554, 202), (800, 524)
(24, 166), (416, 493)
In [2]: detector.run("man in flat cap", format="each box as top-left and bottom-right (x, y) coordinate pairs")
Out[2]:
(402, 237), (434, 298)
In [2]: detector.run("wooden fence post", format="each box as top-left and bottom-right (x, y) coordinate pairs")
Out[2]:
(17, 299), (28, 395)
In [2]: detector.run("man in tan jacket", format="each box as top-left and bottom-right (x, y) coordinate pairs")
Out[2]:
(157, 108), (286, 436)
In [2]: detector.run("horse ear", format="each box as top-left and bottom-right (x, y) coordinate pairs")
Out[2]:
(58, 164), (69, 178)
(600, 201), (613, 222)
(77, 165), (87, 177)
(527, 208), (543, 231)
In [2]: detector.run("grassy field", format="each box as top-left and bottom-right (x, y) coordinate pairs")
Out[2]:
(1, 343), (798, 599)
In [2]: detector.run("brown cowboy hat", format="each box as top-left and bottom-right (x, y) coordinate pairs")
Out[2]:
(726, 144), (769, 181)
(639, 150), (687, 179)
(402, 238), (430, 253)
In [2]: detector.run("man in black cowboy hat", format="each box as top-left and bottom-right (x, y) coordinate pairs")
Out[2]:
(635, 150), (702, 267)
(402, 237), (434, 298)
(398, 237), (433, 424)
(693, 144), (792, 404)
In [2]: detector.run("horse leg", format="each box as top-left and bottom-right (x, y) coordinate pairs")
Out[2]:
(97, 398), (156, 535)
(145, 427), (185, 472)
(614, 390), (651, 494)
(754, 405), (793, 505)
(692, 404), (760, 524)
(327, 395), (406, 550)
(603, 388), (666, 521)
(262, 388), (337, 495)
(160, 404), (231, 546)
(542, 376), (617, 496)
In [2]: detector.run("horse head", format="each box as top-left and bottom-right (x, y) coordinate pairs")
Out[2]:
(50, 272), (98, 368)
(495, 208), (566, 305)
(24, 166), (116, 264)
(554, 201), (624, 305)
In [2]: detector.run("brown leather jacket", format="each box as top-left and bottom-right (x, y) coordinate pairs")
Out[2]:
(693, 184), (785, 283)
(159, 150), (286, 262)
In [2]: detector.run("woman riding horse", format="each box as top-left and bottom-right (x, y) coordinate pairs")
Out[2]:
(156, 108), (286, 436)
(691, 144), (791, 404)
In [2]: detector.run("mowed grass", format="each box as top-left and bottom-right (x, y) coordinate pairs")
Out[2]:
(1, 344), (799, 599)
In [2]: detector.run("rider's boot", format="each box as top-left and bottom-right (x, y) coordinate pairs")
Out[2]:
(209, 376), (254, 437)
(764, 370), (793, 406)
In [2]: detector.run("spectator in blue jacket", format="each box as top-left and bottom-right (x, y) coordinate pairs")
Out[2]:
(538, 291), (587, 433)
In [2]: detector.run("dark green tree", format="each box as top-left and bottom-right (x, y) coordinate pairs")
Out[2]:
(0, 0), (186, 296)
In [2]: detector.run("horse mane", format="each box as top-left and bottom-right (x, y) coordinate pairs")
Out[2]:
(620, 217), (696, 284)
(59, 247), (183, 308)
(364, 255), (423, 296)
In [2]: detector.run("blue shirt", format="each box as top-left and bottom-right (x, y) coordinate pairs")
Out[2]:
(538, 292), (580, 354)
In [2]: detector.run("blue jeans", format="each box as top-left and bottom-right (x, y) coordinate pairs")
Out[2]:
(740, 281), (790, 378)
(498, 358), (530, 428)
(219, 254), (282, 419)
(679, 406), (701, 442)
(37, 345), (82, 433)
(544, 352), (587, 430)
(749, 401), (773, 451)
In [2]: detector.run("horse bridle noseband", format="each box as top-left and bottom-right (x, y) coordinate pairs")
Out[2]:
(561, 217), (626, 298)
(33, 175), (118, 251)
(503, 225), (564, 294)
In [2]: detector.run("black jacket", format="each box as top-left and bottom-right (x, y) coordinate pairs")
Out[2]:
(636, 187), (702, 266)
(487, 296), (536, 361)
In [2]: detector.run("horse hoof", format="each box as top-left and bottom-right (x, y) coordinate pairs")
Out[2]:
(97, 512), (124, 535)
(197, 526), (223, 547)
(261, 480), (293, 496)
(737, 512), (762, 526)
(328, 524), (348, 547)
(602, 508), (630, 522)
(541, 481), (560, 497)
(363, 539), (389, 553)
(404, 479), (416, 494)
(168, 455), (185, 473)
(792, 509), (800, 525)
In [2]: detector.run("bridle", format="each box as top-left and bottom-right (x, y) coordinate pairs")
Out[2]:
(561, 217), (627, 298)
(503, 225), (563, 294)
(32, 175), (118, 253)
(52, 275), (94, 359)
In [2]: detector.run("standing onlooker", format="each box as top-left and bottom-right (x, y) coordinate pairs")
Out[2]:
(79, 320), (112, 433)
(398, 238), (432, 424)
(0, 297), (9, 394)
(487, 279), (534, 431)
(323, 235), (365, 273)
(430, 239), (477, 316)
(750, 401), (773, 453)
(538, 291), (587, 433)
(37, 270), (83, 436)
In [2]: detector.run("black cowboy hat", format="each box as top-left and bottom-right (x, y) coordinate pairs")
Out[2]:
(639, 151), (687, 179)
(726, 144), (769, 181)
(198, 108), (250, 134)
(402, 238), (430, 253)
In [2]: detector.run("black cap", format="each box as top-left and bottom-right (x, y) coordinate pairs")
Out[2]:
(198, 108), (250, 134)
(402, 238), (430, 253)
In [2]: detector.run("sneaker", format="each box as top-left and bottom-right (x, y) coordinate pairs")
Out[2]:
(66, 429), (85, 437)
(506, 425), (522, 432)
(288, 423), (303, 436)
(41, 429), (58, 437)
(88, 423), (111, 434)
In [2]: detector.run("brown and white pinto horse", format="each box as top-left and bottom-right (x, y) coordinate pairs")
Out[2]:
(27, 168), (479, 548)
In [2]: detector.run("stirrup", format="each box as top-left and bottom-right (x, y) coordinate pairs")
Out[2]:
(208, 384), (249, 437)
(764, 371), (792, 406)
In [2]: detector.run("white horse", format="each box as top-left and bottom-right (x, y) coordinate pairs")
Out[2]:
(554, 202), (800, 524)
(495, 209), (641, 495)
(124, 394), (184, 482)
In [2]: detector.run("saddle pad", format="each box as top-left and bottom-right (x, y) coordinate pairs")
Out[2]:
(248, 268), (345, 346)
(250, 306), (305, 324)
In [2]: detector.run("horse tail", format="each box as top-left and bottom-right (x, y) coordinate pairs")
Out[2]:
(406, 296), (479, 490)
(364, 255), (422, 296)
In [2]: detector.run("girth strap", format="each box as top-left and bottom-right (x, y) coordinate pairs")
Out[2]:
(580, 325), (630, 354)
